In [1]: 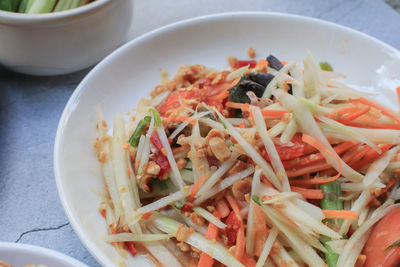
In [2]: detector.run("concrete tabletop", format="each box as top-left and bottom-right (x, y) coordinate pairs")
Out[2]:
(1, 0), (400, 266)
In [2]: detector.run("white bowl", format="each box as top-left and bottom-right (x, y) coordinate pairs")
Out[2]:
(0, 242), (87, 267)
(0, 0), (133, 76)
(54, 12), (400, 267)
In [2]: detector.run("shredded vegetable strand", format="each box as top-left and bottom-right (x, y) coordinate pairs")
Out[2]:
(274, 90), (363, 182)
(251, 106), (290, 192)
(255, 226), (279, 267)
(214, 108), (282, 190)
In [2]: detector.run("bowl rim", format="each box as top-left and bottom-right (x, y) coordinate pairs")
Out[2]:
(54, 11), (400, 267)
(0, 242), (88, 267)
(0, 0), (112, 24)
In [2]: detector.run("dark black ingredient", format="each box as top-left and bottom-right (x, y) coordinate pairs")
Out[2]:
(248, 72), (274, 87)
(267, 55), (284, 71)
(229, 73), (273, 103)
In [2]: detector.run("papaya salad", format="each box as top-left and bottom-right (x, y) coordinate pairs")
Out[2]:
(94, 51), (400, 267)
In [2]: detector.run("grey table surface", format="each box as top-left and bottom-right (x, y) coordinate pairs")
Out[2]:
(1, 0), (400, 266)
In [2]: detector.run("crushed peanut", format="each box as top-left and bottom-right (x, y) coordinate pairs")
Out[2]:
(247, 47), (256, 58)
(232, 179), (251, 201)
(209, 137), (231, 162)
(176, 242), (190, 252)
(228, 56), (238, 69)
(176, 225), (194, 242)
(98, 151), (108, 163)
(190, 212), (205, 226)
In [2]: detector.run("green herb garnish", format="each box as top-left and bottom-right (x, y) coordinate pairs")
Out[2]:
(320, 62), (333, 72)
(251, 195), (261, 206)
(128, 116), (151, 147)
(149, 108), (162, 128)
(384, 239), (400, 253)
(218, 117), (227, 129)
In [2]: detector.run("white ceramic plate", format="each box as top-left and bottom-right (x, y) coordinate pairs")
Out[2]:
(0, 242), (87, 267)
(54, 12), (400, 267)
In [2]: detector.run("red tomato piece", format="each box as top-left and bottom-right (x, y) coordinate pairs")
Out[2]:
(263, 134), (315, 161)
(181, 203), (193, 214)
(157, 89), (201, 116)
(225, 211), (242, 246)
(236, 60), (257, 69)
(363, 207), (400, 267)
(125, 241), (137, 257)
(153, 152), (170, 178)
(150, 132), (163, 151)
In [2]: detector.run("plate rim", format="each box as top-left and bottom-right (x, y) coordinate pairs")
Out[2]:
(0, 242), (88, 267)
(53, 11), (400, 267)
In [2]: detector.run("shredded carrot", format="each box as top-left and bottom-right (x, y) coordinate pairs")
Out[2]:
(253, 204), (268, 256)
(322, 210), (359, 220)
(216, 199), (230, 218)
(291, 186), (324, 199)
(346, 145), (372, 167)
(289, 134), (342, 185)
(226, 102), (250, 112)
(189, 174), (208, 202)
(241, 254), (257, 267)
(286, 161), (332, 178)
(225, 192), (245, 261)
(261, 110), (288, 117)
(328, 105), (359, 119)
(339, 106), (371, 124)
(283, 141), (358, 169)
(345, 114), (400, 129)
(350, 97), (400, 124)
(235, 226), (246, 261)
(225, 191), (242, 219)
(174, 115), (196, 125)
(198, 210), (220, 267)
(351, 144), (392, 170)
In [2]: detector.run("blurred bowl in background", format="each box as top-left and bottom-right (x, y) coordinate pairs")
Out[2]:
(0, 0), (133, 76)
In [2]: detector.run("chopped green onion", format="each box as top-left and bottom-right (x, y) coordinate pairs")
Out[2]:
(320, 62), (333, 72)
(218, 117), (227, 129)
(320, 181), (343, 267)
(128, 116), (151, 147)
(252, 195), (261, 206)
(324, 244), (339, 267)
(151, 178), (169, 191)
(149, 108), (162, 128)
(384, 239), (400, 253)
(157, 179), (169, 191)
(174, 199), (185, 210)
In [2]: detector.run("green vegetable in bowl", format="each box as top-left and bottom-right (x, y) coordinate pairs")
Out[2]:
(0, 0), (22, 12)
(0, 0), (95, 13)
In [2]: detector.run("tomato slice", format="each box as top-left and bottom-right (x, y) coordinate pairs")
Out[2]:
(235, 60), (257, 69)
(263, 134), (316, 161)
(363, 207), (400, 267)
(225, 211), (242, 246)
(157, 89), (201, 116)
